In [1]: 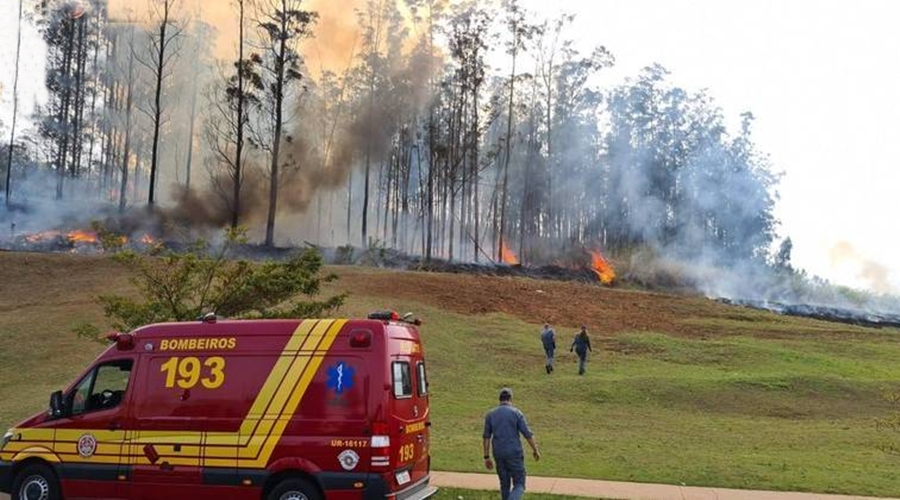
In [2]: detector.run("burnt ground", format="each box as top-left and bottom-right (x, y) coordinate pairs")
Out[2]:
(329, 266), (898, 343)
(0, 251), (894, 345)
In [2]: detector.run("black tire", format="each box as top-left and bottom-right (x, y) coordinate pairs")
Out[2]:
(267, 477), (322, 500)
(11, 463), (61, 500)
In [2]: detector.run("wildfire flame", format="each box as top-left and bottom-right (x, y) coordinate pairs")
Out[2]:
(22, 229), (101, 245)
(67, 230), (99, 244)
(590, 250), (616, 285)
(140, 234), (157, 245)
(24, 231), (62, 243)
(500, 242), (519, 265)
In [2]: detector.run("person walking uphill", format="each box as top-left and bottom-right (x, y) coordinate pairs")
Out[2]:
(483, 388), (541, 500)
(570, 325), (593, 375)
(540, 324), (556, 374)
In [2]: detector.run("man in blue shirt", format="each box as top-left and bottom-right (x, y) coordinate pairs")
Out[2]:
(570, 324), (593, 375)
(540, 324), (556, 374)
(483, 387), (541, 500)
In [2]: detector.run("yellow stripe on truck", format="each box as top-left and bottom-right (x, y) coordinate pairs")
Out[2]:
(245, 319), (345, 468)
(241, 319), (318, 433)
(12, 447), (61, 463)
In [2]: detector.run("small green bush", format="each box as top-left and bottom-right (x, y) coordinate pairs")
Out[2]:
(81, 228), (346, 333)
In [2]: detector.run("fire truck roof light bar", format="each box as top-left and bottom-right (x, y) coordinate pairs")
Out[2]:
(367, 310), (423, 326)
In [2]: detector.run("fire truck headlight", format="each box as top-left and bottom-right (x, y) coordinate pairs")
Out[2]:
(1, 431), (12, 451)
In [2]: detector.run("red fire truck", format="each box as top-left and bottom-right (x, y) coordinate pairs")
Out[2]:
(0, 313), (436, 500)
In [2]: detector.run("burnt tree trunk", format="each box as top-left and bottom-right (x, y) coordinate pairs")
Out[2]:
(70, 17), (87, 178)
(264, 11), (289, 247)
(230, 0), (248, 228)
(4, 0), (25, 206)
(498, 31), (517, 262)
(118, 29), (136, 213)
(147, 15), (166, 207)
(55, 18), (77, 199)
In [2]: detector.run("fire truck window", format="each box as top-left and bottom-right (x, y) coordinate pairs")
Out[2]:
(71, 360), (132, 415)
(392, 362), (412, 399)
(416, 362), (428, 396)
(70, 372), (93, 415)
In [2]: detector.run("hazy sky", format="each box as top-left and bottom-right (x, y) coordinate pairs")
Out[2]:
(520, 0), (900, 294)
(1, 0), (898, 294)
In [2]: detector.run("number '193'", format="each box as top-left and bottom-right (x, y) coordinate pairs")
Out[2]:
(160, 356), (226, 389)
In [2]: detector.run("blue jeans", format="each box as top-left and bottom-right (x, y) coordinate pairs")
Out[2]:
(495, 455), (526, 500)
(544, 348), (555, 368)
(577, 352), (587, 374)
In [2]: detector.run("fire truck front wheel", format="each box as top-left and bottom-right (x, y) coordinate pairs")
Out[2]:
(11, 463), (61, 500)
(267, 477), (322, 500)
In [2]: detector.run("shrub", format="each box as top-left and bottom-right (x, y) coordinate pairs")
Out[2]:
(79, 228), (346, 334)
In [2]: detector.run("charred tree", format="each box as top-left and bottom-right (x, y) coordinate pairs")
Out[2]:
(136, 0), (184, 207)
(39, 3), (80, 200)
(85, 7), (106, 187)
(118, 25), (138, 212)
(205, 1), (258, 228)
(4, 0), (26, 206)
(356, 0), (389, 247)
(251, 0), (317, 247)
(498, 1), (526, 262)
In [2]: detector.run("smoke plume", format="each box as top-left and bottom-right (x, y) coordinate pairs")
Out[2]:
(107, 0), (367, 72)
(830, 241), (894, 295)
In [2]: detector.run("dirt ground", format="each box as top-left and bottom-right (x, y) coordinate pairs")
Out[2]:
(329, 266), (885, 342)
(0, 251), (885, 343)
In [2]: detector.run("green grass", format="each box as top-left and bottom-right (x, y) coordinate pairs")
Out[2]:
(339, 297), (900, 496)
(2, 253), (899, 497)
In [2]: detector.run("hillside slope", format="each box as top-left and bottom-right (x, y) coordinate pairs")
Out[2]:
(1, 252), (898, 496)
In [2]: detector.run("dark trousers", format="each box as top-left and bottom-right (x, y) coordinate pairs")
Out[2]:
(495, 455), (526, 500)
(576, 351), (588, 374)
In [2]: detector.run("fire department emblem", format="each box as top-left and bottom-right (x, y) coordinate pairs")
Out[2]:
(77, 433), (97, 458)
(338, 449), (359, 471)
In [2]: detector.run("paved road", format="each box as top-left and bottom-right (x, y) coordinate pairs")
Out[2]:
(2, 473), (897, 500)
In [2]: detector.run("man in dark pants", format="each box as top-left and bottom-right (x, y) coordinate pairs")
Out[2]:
(540, 324), (556, 374)
(570, 324), (593, 375)
(483, 387), (541, 500)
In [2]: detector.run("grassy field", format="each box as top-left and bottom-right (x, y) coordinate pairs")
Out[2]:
(1, 252), (899, 497)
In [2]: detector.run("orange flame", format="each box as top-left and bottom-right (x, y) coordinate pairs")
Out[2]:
(24, 231), (62, 243)
(500, 242), (519, 265)
(67, 230), (99, 244)
(140, 234), (157, 245)
(590, 250), (616, 285)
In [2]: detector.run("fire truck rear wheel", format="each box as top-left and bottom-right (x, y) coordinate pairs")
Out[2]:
(11, 463), (61, 500)
(268, 477), (322, 500)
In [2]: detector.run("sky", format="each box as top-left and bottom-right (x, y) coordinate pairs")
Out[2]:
(1, 0), (898, 294)
(525, 0), (900, 295)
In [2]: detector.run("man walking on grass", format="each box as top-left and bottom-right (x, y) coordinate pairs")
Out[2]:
(540, 323), (556, 374)
(570, 324), (593, 375)
(483, 387), (541, 500)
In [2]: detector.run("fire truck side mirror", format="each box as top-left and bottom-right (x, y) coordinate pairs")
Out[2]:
(49, 390), (66, 418)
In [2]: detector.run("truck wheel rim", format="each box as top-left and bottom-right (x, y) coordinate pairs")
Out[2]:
(19, 475), (50, 500)
(279, 492), (309, 500)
